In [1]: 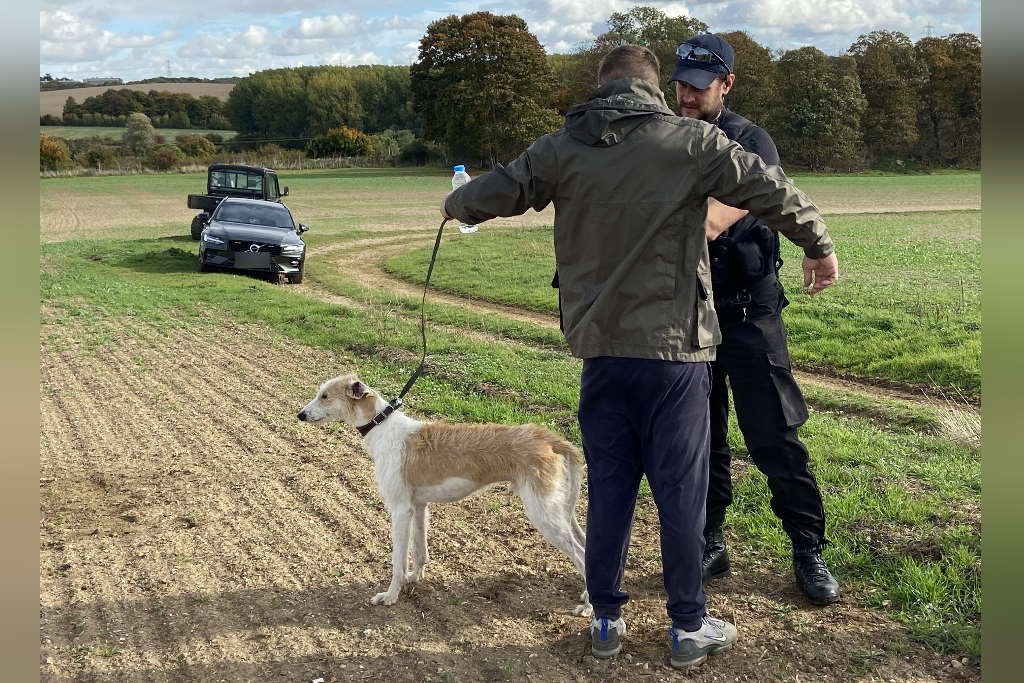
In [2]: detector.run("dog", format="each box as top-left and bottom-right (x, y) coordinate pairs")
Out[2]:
(298, 373), (591, 616)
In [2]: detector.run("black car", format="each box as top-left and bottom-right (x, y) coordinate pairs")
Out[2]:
(198, 198), (309, 284)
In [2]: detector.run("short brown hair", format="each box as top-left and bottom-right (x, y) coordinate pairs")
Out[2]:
(598, 45), (661, 86)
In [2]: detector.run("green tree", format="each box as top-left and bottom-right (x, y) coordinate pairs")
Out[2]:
(547, 53), (592, 114)
(175, 134), (217, 158)
(717, 31), (776, 125)
(561, 7), (707, 109)
(123, 112), (156, 156)
(410, 12), (561, 165)
(79, 144), (118, 171)
(145, 144), (185, 170)
(605, 5), (707, 97)
(848, 31), (923, 162)
(169, 110), (191, 129)
(305, 69), (364, 136)
(349, 66), (419, 133)
(914, 34), (981, 167)
(227, 69), (308, 144)
(369, 128), (417, 158)
(772, 47), (867, 170)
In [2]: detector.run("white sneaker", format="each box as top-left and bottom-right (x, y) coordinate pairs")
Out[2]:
(669, 614), (737, 668)
(458, 224), (478, 234)
(590, 616), (626, 658)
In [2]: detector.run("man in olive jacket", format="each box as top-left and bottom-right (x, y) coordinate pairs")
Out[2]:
(442, 45), (836, 670)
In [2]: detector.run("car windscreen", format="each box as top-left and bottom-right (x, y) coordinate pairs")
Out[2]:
(214, 203), (295, 228)
(210, 170), (263, 191)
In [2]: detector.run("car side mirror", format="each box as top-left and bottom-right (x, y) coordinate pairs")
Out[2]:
(298, 224), (309, 233)
(282, 187), (289, 196)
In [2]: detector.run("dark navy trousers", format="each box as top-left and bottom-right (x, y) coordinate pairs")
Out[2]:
(707, 282), (826, 549)
(578, 356), (710, 631)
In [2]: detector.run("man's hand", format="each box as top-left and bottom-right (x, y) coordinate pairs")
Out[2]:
(706, 198), (748, 241)
(440, 195), (453, 220)
(802, 252), (839, 296)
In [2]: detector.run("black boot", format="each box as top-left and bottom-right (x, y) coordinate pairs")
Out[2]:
(702, 529), (730, 582)
(793, 545), (840, 605)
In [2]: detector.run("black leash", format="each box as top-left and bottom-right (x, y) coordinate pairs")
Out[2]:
(360, 217), (449, 436)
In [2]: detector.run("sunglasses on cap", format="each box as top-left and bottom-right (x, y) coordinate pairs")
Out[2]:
(675, 44), (729, 70)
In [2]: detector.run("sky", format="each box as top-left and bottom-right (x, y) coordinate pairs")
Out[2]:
(39, 1), (981, 81)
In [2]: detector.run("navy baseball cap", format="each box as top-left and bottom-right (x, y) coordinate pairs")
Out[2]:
(669, 33), (734, 89)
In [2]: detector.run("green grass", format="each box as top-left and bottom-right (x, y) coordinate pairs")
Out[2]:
(41, 126), (238, 141)
(385, 211), (980, 395)
(40, 235), (979, 658)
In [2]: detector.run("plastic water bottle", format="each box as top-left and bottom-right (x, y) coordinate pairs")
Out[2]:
(451, 165), (478, 234)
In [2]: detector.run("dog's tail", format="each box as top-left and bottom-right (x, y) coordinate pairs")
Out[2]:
(551, 437), (586, 544)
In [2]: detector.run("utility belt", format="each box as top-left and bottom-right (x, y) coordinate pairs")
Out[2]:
(713, 274), (786, 325)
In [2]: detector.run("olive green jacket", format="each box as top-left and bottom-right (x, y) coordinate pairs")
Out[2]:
(445, 79), (833, 362)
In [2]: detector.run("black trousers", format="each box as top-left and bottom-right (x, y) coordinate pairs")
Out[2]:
(707, 285), (826, 549)
(579, 356), (710, 631)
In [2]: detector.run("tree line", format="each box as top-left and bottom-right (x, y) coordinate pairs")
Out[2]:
(52, 89), (233, 130)
(219, 8), (978, 171)
(44, 7), (980, 172)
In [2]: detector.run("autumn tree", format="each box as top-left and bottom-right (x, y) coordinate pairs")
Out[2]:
(305, 125), (374, 158)
(410, 12), (562, 165)
(847, 31), (924, 162)
(772, 47), (867, 170)
(39, 134), (71, 171)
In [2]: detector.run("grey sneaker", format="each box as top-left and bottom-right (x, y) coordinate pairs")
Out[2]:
(669, 615), (737, 669)
(590, 616), (625, 658)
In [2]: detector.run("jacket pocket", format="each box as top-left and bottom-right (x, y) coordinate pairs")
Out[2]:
(695, 266), (719, 348)
(766, 352), (809, 427)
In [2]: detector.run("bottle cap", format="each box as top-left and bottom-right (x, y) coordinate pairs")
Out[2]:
(453, 164), (465, 172)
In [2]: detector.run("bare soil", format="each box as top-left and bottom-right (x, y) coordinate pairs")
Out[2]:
(40, 304), (978, 682)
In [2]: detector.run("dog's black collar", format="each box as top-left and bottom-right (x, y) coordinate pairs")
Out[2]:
(356, 399), (402, 437)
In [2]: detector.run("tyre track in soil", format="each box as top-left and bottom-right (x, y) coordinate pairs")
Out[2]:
(41, 305), (975, 681)
(303, 233), (980, 422)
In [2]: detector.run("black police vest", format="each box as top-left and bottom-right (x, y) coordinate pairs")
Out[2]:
(709, 112), (782, 302)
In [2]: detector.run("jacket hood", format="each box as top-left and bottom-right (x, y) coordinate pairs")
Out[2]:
(564, 78), (675, 147)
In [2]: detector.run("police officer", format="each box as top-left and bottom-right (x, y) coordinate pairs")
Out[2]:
(669, 33), (841, 605)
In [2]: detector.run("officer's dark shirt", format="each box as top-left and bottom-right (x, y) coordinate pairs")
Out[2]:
(709, 108), (783, 304)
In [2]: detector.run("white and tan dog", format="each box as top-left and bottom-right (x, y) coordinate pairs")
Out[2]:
(298, 374), (592, 615)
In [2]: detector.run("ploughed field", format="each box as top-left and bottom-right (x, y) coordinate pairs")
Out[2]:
(40, 168), (980, 682)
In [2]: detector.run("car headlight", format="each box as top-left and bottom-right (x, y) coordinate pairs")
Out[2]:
(202, 233), (225, 245)
(280, 244), (305, 256)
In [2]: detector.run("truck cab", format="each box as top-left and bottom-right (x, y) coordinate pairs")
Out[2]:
(188, 164), (290, 239)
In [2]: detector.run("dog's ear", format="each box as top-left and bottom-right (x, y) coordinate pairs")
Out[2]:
(346, 380), (368, 400)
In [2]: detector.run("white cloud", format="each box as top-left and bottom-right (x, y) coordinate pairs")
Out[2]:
(38, 1), (981, 81)
(41, 10), (175, 62)
(323, 50), (383, 66)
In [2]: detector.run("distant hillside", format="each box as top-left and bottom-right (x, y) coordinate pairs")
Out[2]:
(40, 82), (235, 118)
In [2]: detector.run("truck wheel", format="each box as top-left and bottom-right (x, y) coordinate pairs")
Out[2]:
(286, 262), (304, 284)
(190, 214), (207, 241)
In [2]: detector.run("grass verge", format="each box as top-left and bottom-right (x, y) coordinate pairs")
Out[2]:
(385, 213), (980, 396)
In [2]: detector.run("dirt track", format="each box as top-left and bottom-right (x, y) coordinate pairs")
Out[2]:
(40, 303), (978, 682)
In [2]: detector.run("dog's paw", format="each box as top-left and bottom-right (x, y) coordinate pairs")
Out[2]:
(405, 566), (425, 583)
(371, 590), (400, 606)
(573, 602), (594, 617)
